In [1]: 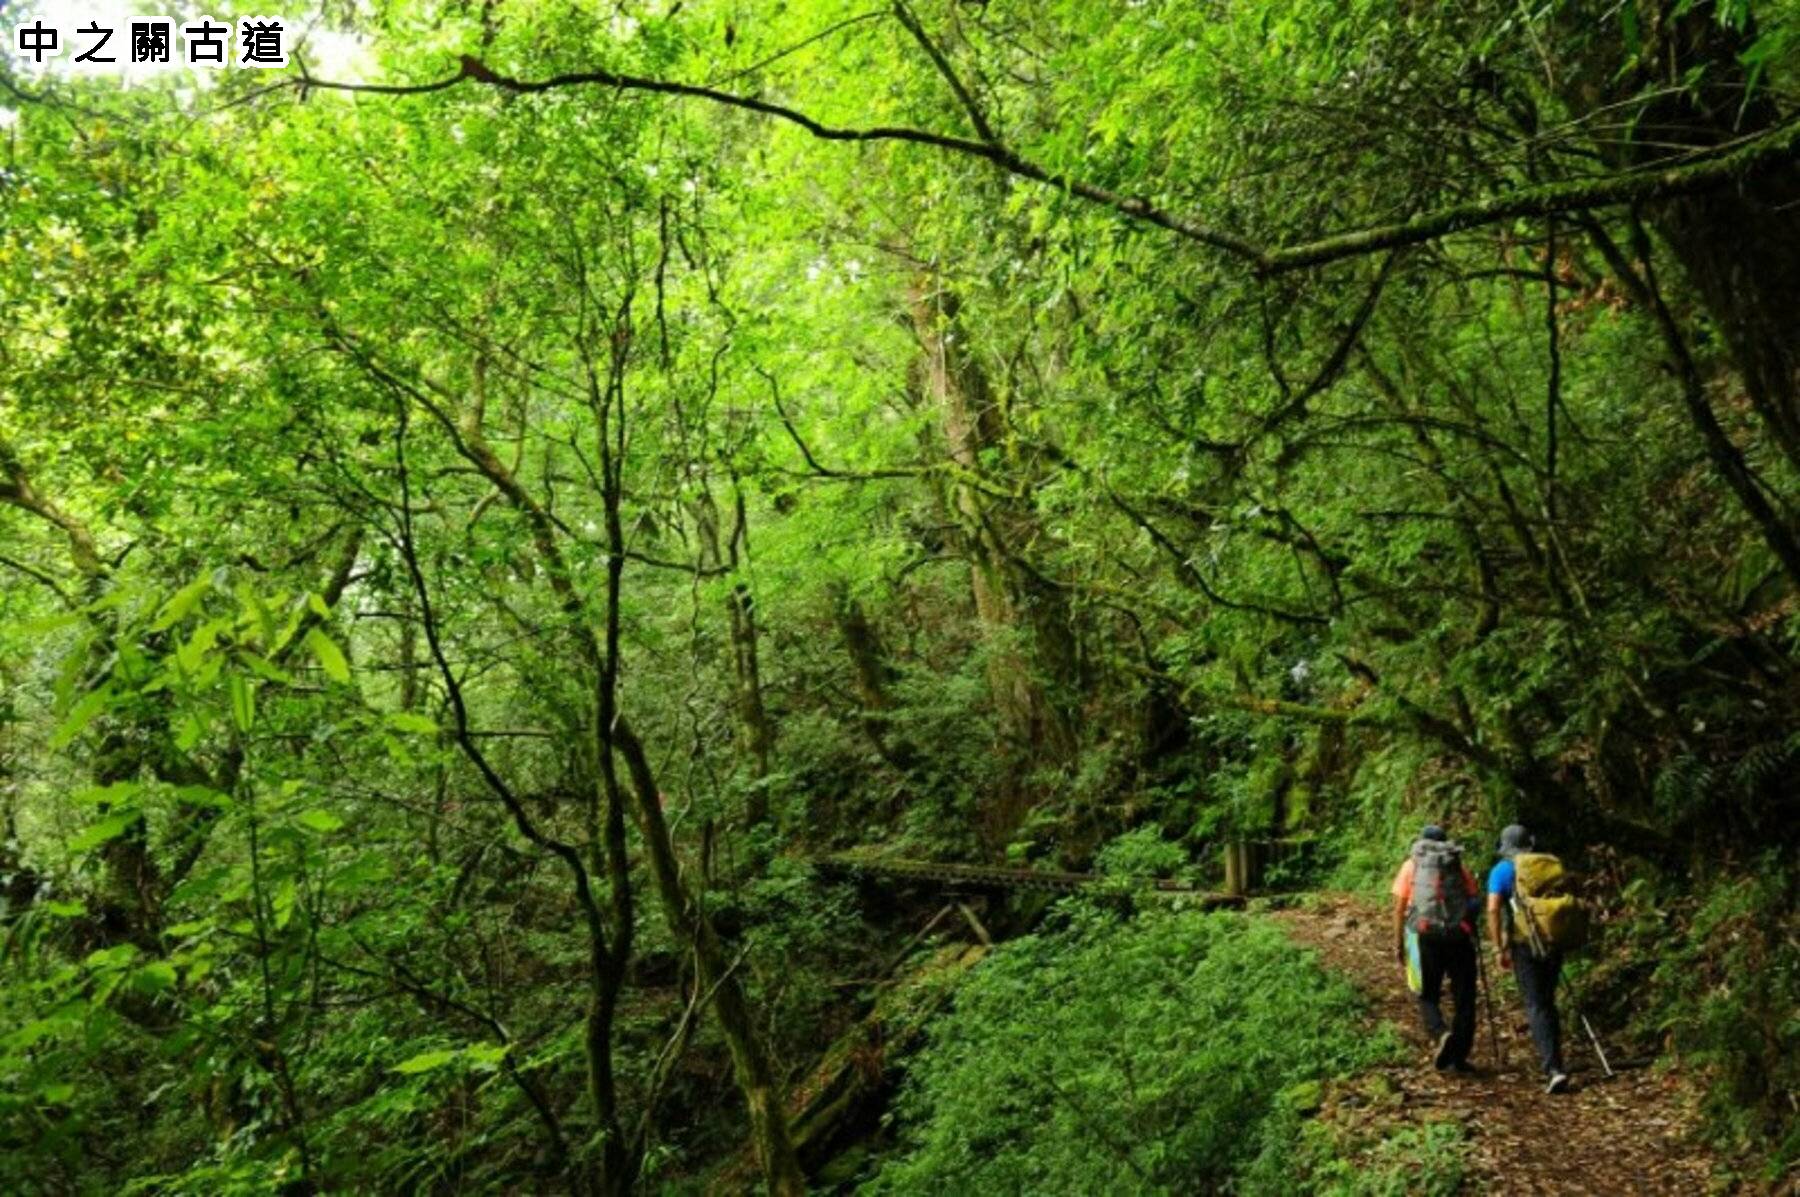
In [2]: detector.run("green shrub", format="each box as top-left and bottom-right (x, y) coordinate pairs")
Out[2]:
(1093, 823), (1191, 881)
(1242, 1112), (1468, 1196)
(863, 906), (1400, 1194)
(1629, 856), (1800, 1177)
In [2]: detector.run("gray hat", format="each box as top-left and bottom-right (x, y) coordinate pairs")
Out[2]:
(1497, 824), (1534, 858)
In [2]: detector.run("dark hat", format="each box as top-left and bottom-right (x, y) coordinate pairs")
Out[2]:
(1419, 823), (1448, 842)
(1497, 824), (1534, 858)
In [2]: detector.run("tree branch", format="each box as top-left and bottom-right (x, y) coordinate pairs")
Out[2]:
(0, 435), (105, 578)
(892, 0), (996, 143)
(1106, 489), (1330, 627)
(757, 366), (925, 482)
(0, 552), (73, 607)
(286, 57), (1800, 273)
(294, 55), (1264, 259)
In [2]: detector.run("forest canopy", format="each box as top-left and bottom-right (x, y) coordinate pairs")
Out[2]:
(1, 0), (1797, 1192)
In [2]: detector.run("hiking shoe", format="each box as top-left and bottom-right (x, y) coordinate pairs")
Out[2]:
(1432, 1033), (1455, 1070)
(1546, 1071), (1571, 1094)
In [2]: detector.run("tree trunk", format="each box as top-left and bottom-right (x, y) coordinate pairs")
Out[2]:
(906, 277), (1078, 838)
(585, 322), (802, 1194)
(692, 489), (777, 825)
(613, 720), (806, 1197)
(832, 584), (917, 772)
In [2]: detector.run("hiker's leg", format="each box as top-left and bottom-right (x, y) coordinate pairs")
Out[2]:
(1542, 951), (1566, 1073)
(1512, 945), (1562, 1075)
(1417, 937), (1448, 1036)
(1447, 936), (1477, 1064)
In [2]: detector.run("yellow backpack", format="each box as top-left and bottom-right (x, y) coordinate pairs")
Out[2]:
(1512, 853), (1591, 954)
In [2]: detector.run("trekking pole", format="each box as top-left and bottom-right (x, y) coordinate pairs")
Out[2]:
(1577, 1006), (1614, 1078)
(1476, 937), (1504, 1069)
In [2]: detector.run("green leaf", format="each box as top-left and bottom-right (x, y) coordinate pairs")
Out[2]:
(236, 581), (277, 646)
(21, 611), (81, 636)
(305, 628), (351, 684)
(272, 877), (297, 930)
(384, 711), (439, 735)
(173, 710), (205, 751)
(42, 900), (87, 918)
(175, 618), (227, 675)
(5, 1019), (58, 1052)
(270, 602), (304, 654)
(68, 809), (142, 854)
(131, 961), (178, 994)
(72, 781), (139, 806)
(152, 575), (211, 631)
(84, 944), (138, 970)
(236, 650), (295, 686)
(50, 686), (111, 750)
(295, 809), (345, 834)
(228, 673), (256, 733)
(308, 591), (332, 618)
(329, 852), (392, 893)
(380, 733), (415, 767)
(393, 1049), (460, 1075)
(465, 1042), (510, 1070)
(174, 784), (232, 809)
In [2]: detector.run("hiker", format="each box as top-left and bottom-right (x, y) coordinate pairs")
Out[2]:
(1391, 824), (1480, 1071)
(1488, 823), (1570, 1094)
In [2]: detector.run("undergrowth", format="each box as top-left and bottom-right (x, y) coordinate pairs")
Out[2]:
(1598, 854), (1800, 1181)
(861, 903), (1401, 1194)
(1243, 1111), (1468, 1196)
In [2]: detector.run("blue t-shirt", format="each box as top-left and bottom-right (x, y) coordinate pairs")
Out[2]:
(1487, 859), (1517, 934)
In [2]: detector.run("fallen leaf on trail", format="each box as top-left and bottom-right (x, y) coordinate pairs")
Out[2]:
(1272, 895), (1742, 1196)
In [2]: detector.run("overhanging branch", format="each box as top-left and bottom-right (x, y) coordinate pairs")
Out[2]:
(287, 56), (1800, 274)
(294, 55), (1264, 259)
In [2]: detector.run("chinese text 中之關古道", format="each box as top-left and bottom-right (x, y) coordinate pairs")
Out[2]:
(11, 15), (290, 69)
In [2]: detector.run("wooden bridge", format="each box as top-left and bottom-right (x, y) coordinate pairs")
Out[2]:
(707, 848), (1274, 1186)
(814, 853), (1246, 907)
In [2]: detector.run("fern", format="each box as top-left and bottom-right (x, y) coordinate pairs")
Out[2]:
(1732, 738), (1796, 795)
(1653, 756), (1715, 819)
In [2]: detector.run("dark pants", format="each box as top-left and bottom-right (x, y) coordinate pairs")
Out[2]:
(1416, 934), (1477, 1065)
(1511, 944), (1565, 1075)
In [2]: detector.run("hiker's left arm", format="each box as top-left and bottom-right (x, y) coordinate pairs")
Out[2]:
(1393, 891), (1408, 962)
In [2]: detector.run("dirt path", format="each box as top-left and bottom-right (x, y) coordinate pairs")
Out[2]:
(1275, 893), (1734, 1195)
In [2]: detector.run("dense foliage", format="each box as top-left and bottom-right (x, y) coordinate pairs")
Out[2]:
(867, 905), (1399, 1194)
(2, 0), (1798, 1191)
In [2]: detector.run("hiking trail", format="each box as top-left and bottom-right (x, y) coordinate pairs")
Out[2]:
(1277, 894), (1733, 1195)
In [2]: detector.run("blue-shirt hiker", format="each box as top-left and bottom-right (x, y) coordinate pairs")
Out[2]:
(1486, 823), (1570, 1094)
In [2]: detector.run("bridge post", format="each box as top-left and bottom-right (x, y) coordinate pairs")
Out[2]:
(1223, 840), (1260, 897)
